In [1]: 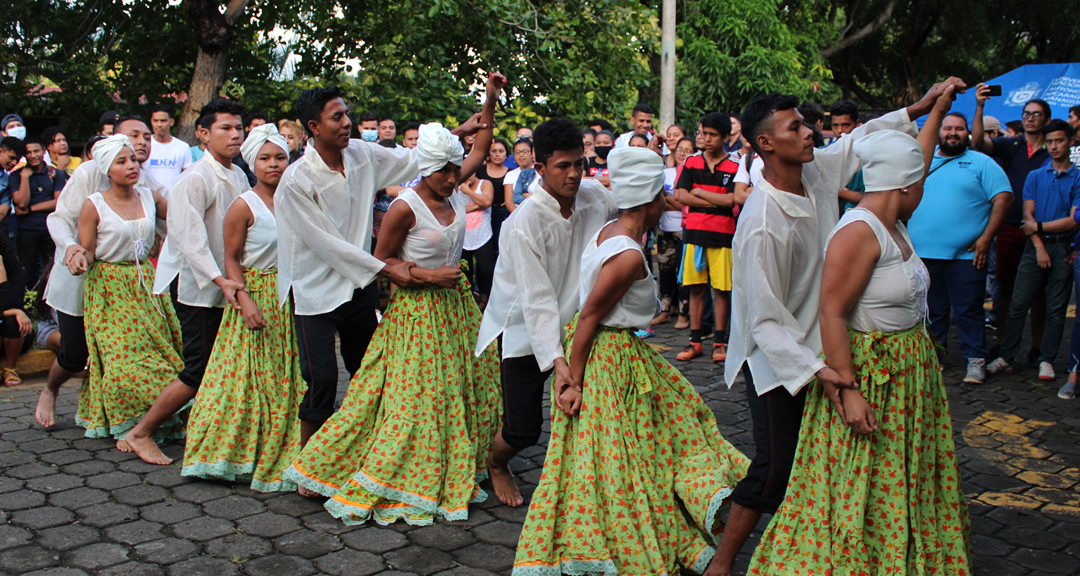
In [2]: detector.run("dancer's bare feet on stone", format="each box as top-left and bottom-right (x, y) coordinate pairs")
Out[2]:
(298, 485), (321, 498)
(116, 439), (133, 452)
(123, 431), (172, 465)
(35, 389), (57, 428)
(489, 457), (523, 507)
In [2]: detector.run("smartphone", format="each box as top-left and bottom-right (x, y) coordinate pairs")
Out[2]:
(986, 85), (1003, 97)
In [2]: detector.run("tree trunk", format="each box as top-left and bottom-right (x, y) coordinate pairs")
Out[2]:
(177, 47), (229, 144)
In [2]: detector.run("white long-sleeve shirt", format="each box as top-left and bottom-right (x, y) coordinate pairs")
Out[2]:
(44, 160), (167, 317)
(152, 155), (248, 307)
(276, 141), (418, 316)
(475, 179), (617, 371)
(725, 109), (917, 396)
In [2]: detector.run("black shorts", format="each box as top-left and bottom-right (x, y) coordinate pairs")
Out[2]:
(729, 365), (808, 515)
(56, 311), (89, 373)
(499, 353), (552, 450)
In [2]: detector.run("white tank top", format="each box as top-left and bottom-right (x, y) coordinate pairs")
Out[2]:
(236, 191), (277, 270)
(460, 188), (493, 251)
(393, 188), (466, 269)
(579, 227), (659, 331)
(88, 188), (156, 264)
(825, 209), (929, 333)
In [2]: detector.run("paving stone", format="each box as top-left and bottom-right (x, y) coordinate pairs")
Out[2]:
(487, 505), (528, 523)
(0, 476), (22, 494)
(998, 527), (1069, 551)
(75, 502), (140, 527)
(242, 554), (316, 576)
(264, 493), (327, 517)
(10, 507), (74, 530)
(451, 543), (515, 573)
(64, 543), (129, 569)
(35, 525), (99, 551)
(973, 534), (1015, 557)
(0, 546), (60, 572)
(202, 494), (265, 520)
(18, 439), (70, 454)
(232, 485), (278, 502)
(0, 449), (34, 467)
(203, 533), (273, 560)
(95, 449), (140, 463)
(272, 529), (344, 559)
(166, 557), (240, 576)
(133, 537), (201, 565)
(1010, 548), (1080, 574)
(301, 511), (356, 535)
(141, 501), (202, 525)
(313, 549), (386, 576)
(406, 524), (476, 551)
(1, 428), (47, 442)
(104, 520), (165, 545)
(144, 468), (192, 488)
(170, 482), (233, 504)
(25, 473), (84, 494)
(85, 471), (141, 490)
(0, 526), (33, 551)
(471, 521), (523, 548)
(0, 489), (46, 510)
(986, 507), (1054, 530)
(113, 484), (170, 507)
(6, 462), (59, 479)
(340, 527), (409, 553)
(98, 561), (164, 576)
(384, 546), (457, 575)
(118, 459), (171, 474)
(47, 486), (110, 509)
(22, 568), (90, 576)
(433, 568), (499, 576)
(169, 516), (236, 542)
(440, 507), (496, 529)
(61, 460), (116, 477)
(235, 511), (302, 538)
(38, 450), (93, 466)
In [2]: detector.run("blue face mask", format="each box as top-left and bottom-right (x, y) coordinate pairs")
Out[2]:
(361, 129), (378, 142)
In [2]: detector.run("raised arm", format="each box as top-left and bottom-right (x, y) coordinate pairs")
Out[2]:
(972, 83), (994, 154)
(458, 73), (506, 184)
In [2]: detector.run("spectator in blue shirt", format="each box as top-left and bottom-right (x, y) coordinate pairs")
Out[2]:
(907, 112), (1012, 384)
(988, 119), (1080, 382)
(0, 138), (26, 244)
(9, 136), (66, 283)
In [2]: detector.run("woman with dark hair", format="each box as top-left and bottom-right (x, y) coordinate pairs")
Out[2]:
(478, 137), (511, 243)
(0, 234), (32, 386)
(653, 136), (696, 329)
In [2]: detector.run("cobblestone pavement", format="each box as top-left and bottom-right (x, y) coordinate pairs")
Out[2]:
(2, 320), (1079, 576)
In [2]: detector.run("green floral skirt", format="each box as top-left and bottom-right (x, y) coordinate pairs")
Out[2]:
(182, 269), (307, 492)
(514, 319), (749, 576)
(748, 326), (972, 575)
(76, 261), (184, 441)
(285, 277), (501, 525)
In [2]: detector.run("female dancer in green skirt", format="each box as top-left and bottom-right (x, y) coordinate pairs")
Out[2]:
(747, 87), (972, 575)
(514, 147), (749, 576)
(285, 73), (505, 525)
(69, 135), (180, 448)
(181, 124), (306, 492)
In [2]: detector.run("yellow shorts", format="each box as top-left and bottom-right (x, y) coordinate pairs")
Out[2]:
(680, 245), (733, 290)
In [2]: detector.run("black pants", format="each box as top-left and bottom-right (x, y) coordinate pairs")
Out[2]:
(499, 352), (552, 449)
(294, 284), (380, 424)
(173, 303), (224, 389)
(461, 236), (496, 297)
(17, 228), (53, 285)
(729, 365), (808, 515)
(56, 311), (89, 373)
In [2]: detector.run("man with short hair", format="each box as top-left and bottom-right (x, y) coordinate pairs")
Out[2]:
(10, 136), (66, 282)
(988, 119), (1080, 382)
(401, 122), (420, 149)
(245, 112), (269, 132)
(974, 86), (1052, 362)
(797, 101), (825, 131)
(123, 99), (249, 465)
(1068, 105), (1080, 164)
(588, 118), (614, 134)
(0, 137), (26, 242)
(725, 114), (743, 154)
(377, 117), (396, 142)
(41, 127), (81, 175)
(984, 115), (1005, 139)
(98, 111), (119, 136)
(357, 111), (380, 142)
(614, 103), (654, 148)
(145, 103), (194, 193)
(1, 114), (26, 141)
(907, 112), (1013, 384)
(35, 115), (168, 431)
(830, 100), (865, 211)
(673, 112), (740, 363)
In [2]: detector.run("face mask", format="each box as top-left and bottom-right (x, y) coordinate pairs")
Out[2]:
(361, 129), (378, 142)
(595, 145), (612, 160)
(6, 126), (25, 140)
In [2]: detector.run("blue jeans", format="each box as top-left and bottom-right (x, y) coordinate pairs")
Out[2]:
(924, 258), (988, 361)
(999, 241), (1074, 366)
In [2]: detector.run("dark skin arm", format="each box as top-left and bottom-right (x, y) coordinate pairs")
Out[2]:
(970, 192), (1012, 268)
(457, 73), (506, 184)
(13, 168), (31, 214)
(222, 198), (265, 330)
(373, 201), (461, 288)
(70, 199), (100, 275)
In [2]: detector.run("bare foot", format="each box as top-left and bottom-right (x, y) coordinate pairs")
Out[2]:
(35, 389), (57, 428)
(123, 431), (173, 465)
(116, 439), (133, 452)
(650, 311), (671, 327)
(298, 486), (321, 498)
(488, 457), (523, 507)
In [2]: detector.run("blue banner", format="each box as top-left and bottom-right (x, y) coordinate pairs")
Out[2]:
(936, 64), (1080, 126)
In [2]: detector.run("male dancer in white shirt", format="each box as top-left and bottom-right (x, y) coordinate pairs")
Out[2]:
(476, 118), (617, 507)
(702, 78), (966, 576)
(35, 116), (167, 431)
(120, 99), (249, 465)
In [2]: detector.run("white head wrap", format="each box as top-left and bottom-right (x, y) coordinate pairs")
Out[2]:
(92, 134), (135, 176)
(607, 147), (666, 209)
(854, 130), (925, 192)
(416, 122), (464, 177)
(240, 123), (289, 169)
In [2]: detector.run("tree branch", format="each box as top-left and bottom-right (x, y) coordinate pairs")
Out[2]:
(224, 0), (251, 24)
(820, 0), (899, 59)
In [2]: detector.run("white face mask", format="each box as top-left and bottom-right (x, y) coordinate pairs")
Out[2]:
(6, 126), (26, 140)
(361, 129), (379, 142)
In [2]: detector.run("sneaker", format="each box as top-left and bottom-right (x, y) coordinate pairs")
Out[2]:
(676, 342), (703, 361)
(964, 358), (986, 384)
(1039, 362), (1056, 381)
(712, 343), (727, 363)
(1058, 380), (1077, 400)
(634, 329), (655, 339)
(985, 317), (997, 330)
(986, 358), (1013, 374)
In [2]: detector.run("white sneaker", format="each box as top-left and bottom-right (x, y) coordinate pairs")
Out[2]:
(1058, 380), (1077, 399)
(986, 358), (1013, 374)
(964, 358), (985, 384)
(1039, 362), (1056, 381)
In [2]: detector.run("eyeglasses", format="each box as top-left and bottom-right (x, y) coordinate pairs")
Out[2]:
(513, 151), (531, 157)
(1022, 111), (1045, 119)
